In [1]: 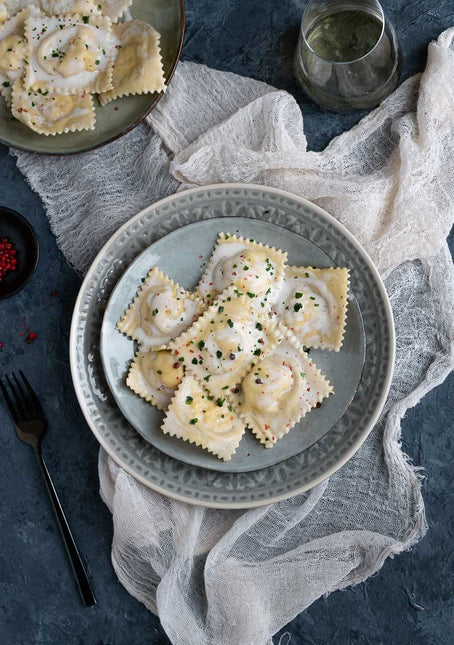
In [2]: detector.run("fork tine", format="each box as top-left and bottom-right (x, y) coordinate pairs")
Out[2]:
(0, 377), (20, 423)
(18, 370), (42, 415)
(6, 374), (27, 419)
(12, 372), (36, 419)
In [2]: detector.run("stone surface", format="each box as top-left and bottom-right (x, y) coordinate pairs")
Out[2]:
(0, 0), (453, 643)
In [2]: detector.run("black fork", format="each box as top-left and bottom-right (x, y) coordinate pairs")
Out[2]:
(1, 371), (96, 607)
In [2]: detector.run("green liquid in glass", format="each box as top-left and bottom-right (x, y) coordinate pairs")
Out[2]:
(305, 9), (383, 62)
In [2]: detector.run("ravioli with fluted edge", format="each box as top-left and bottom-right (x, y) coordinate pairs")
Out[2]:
(117, 267), (205, 348)
(99, 19), (165, 106)
(126, 348), (184, 411)
(11, 78), (95, 133)
(235, 325), (333, 447)
(272, 266), (349, 351)
(40, 0), (101, 17)
(0, 0), (167, 136)
(0, 5), (39, 104)
(161, 374), (246, 461)
(196, 232), (287, 304)
(168, 285), (280, 398)
(24, 13), (114, 94)
(116, 231), (350, 461)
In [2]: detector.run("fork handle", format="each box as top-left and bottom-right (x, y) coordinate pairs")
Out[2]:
(35, 449), (96, 607)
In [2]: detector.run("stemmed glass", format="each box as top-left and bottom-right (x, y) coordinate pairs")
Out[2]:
(295, 0), (401, 112)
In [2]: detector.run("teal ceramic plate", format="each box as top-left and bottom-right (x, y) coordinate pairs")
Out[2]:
(100, 217), (366, 473)
(70, 184), (395, 508)
(0, 0), (184, 155)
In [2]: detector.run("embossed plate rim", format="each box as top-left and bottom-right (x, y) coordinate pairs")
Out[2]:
(69, 184), (395, 508)
(100, 216), (366, 473)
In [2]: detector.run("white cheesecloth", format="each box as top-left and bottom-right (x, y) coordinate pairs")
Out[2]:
(12, 27), (454, 645)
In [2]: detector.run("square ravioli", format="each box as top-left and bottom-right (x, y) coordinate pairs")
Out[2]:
(11, 79), (95, 134)
(98, 0), (132, 22)
(169, 285), (280, 397)
(24, 12), (114, 94)
(272, 266), (349, 351)
(99, 20), (165, 106)
(0, 5), (39, 90)
(126, 348), (185, 411)
(40, 0), (102, 16)
(161, 374), (246, 461)
(117, 267), (205, 348)
(196, 232), (287, 305)
(236, 325), (333, 447)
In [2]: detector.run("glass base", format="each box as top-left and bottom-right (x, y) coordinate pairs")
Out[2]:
(295, 49), (402, 113)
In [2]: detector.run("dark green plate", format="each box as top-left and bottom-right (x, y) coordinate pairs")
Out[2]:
(0, 0), (184, 155)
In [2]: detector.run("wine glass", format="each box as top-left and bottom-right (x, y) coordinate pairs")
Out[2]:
(295, 0), (401, 112)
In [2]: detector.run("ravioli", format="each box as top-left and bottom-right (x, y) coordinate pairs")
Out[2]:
(2, 0), (34, 18)
(98, 0), (132, 22)
(0, 6), (38, 91)
(169, 285), (279, 397)
(11, 78), (95, 133)
(237, 326), (333, 447)
(40, 0), (102, 17)
(99, 19), (165, 106)
(126, 348), (184, 411)
(117, 267), (204, 348)
(272, 266), (349, 351)
(24, 12), (114, 94)
(161, 374), (246, 461)
(196, 232), (287, 304)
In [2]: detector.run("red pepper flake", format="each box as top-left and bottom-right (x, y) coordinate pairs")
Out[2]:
(51, 290), (59, 297)
(0, 237), (18, 282)
(114, 107), (118, 111)
(25, 332), (37, 344)
(0, 342), (3, 349)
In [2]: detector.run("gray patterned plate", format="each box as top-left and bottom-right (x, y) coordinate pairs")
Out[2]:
(100, 217), (366, 473)
(70, 184), (395, 508)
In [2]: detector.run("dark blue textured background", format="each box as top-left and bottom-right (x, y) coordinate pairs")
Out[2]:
(1, 1), (453, 643)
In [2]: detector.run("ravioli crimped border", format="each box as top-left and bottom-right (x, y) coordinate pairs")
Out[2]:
(24, 12), (115, 95)
(116, 266), (205, 348)
(276, 266), (350, 352)
(0, 5), (38, 87)
(236, 324), (334, 447)
(195, 231), (288, 304)
(40, 0), (102, 17)
(99, 20), (166, 106)
(126, 348), (183, 412)
(99, 0), (133, 22)
(161, 374), (246, 461)
(168, 284), (280, 398)
(11, 78), (96, 134)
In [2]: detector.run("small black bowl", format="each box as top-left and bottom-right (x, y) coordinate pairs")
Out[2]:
(0, 207), (39, 300)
